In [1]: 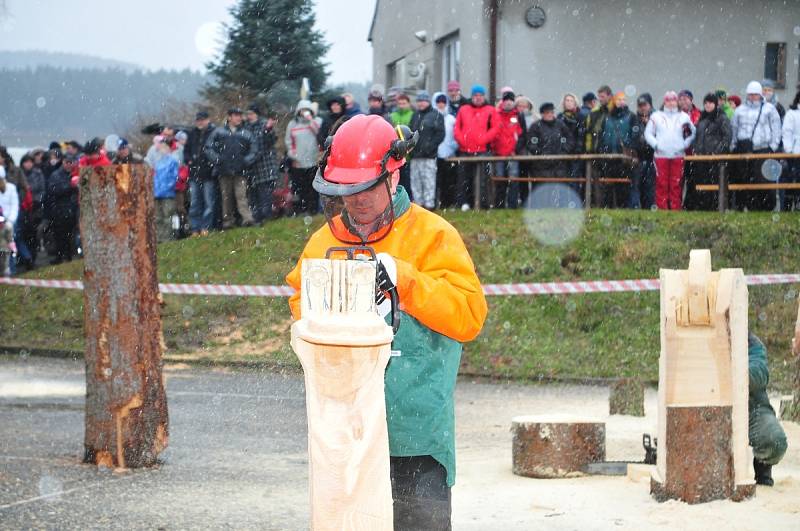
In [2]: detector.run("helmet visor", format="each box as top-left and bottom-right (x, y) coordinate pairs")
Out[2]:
(320, 177), (395, 244)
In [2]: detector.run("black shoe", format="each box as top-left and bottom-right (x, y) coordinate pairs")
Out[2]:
(754, 458), (774, 486)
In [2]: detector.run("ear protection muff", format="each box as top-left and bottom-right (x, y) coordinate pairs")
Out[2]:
(318, 118), (419, 181)
(388, 124), (418, 161)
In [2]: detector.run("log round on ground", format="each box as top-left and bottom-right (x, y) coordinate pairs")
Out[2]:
(511, 415), (605, 478)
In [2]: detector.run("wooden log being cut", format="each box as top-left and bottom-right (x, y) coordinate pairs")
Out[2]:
(511, 416), (605, 478)
(80, 165), (168, 469)
(291, 257), (394, 530)
(651, 249), (755, 504)
(608, 378), (645, 416)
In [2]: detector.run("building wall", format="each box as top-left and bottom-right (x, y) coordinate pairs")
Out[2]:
(370, 0), (800, 105)
(369, 0), (487, 92)
(497, 0), (800, 106)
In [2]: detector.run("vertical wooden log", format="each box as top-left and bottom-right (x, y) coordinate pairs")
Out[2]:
(652, 250), (754, 504)
(608, 378), (645, 416)
(292, 258), (394, 530)
(80, 164), (168, 469)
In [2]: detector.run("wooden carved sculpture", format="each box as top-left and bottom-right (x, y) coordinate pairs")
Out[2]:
(291, 257), (394, 530)
(651, 249), (755, 503)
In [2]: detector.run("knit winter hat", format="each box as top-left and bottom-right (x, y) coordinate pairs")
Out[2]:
(663, 91), (678, 102)
(471, 84), (486, 96)
(416, 90), (431, 102)
(447, 80), (461, 91)
(678, 89), (694, 100)
(637, 93), (653, 106)
(539, 102), (555, 114)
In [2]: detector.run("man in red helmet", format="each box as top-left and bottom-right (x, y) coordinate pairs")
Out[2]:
(286, 114), (487, 529)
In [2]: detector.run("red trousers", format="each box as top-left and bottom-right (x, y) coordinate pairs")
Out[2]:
(655, 157), (684, 210)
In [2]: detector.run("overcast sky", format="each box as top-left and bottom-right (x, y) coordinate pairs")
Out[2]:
(0, 0), (375, 85)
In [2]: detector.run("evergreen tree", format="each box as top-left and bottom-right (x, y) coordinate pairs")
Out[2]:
(206, 0), (330, 99)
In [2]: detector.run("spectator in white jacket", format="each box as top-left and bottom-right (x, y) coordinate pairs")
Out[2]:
(434, 92), (460, 208)
(731, 80), (782, 210)
(0, 167), (19, 227)
(645, 91), (696, 210)
(781, 90), (800, 210)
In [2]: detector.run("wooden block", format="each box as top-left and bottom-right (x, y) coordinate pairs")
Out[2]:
(292, 257), (394, 530)
(609, 378), (645, 416)
(627, 463), (655, 483)
(653, 250), (754, 504)
(511, 416), (605, 478)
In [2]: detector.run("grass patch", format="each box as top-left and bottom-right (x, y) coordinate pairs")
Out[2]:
(2, 210), (799, 390)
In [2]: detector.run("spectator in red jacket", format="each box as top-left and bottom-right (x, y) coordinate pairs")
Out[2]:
(491, 90), (526, 208)
(454, 84), (499, 210)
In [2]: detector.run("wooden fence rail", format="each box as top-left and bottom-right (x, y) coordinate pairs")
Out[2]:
(448, 153), (800, 211)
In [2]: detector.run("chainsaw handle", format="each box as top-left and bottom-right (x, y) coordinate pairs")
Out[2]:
(388, 285), (400, 335)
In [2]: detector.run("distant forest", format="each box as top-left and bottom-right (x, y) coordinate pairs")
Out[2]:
(0, 65), (206, 147)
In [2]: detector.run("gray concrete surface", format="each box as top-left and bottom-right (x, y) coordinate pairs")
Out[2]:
(2, 355), (799, 530)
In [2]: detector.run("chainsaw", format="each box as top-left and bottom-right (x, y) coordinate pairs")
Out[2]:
(582, 433), (657, 476)
(325, 245), (400, 334)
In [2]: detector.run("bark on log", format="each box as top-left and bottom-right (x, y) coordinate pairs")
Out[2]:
(651, 406), (737, 503)
(511, 416), (605, 478)
(608, 378), (645, 416)
(80, 164), (168, 469)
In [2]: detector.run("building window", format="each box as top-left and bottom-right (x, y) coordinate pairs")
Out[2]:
(764, 42), (786, 89)
(386, 60), (398, 88)
(440, 34), (460, 88)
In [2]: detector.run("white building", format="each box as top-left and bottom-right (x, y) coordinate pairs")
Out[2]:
(369, 0), (800, 105)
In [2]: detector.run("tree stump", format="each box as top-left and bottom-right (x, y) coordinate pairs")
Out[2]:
(291, 257), (394, 530)
(609, 378), (645, 416)
(81, 164), (168, 469)
(652, 250), (754, 504)
(511, 416), (605, 478)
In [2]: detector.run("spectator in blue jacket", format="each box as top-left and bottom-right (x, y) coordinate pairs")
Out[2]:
(152, 136), (179, 242)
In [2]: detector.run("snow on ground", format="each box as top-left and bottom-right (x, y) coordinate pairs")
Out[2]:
(452, 380), (800, 530)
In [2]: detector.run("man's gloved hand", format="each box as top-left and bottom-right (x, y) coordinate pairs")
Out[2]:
(375, 252), (397, 318)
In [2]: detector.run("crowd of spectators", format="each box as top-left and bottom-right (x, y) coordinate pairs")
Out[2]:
(2, 77), (799, 277)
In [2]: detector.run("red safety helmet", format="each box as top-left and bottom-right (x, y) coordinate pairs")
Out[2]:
(314, 114), (417, 196)
(314, 114), (417, 244)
